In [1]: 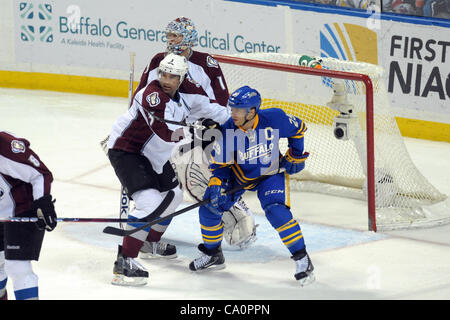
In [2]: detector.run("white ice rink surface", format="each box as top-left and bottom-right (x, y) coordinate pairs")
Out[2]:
(1, 87), (450, 300)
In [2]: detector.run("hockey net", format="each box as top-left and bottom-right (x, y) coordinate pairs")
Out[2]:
(214, 53), (450, 231)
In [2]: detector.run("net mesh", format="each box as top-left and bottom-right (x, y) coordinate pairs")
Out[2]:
(216, 53), (449, 230)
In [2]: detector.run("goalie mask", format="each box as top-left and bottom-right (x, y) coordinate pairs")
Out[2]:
(158, 53), (189, 85)
(165, 17), (198, 54)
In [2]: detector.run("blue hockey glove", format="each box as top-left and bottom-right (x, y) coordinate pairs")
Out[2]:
(281, 149), (309, 175)
(203, 177), (232, 214)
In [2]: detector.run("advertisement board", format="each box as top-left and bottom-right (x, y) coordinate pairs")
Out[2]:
(7, 0), (450, 125)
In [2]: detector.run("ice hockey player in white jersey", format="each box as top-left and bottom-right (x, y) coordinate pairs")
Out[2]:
(106, 53), (230, 286)
(0, 131), (58, 300)
(132, 17), (257, 258)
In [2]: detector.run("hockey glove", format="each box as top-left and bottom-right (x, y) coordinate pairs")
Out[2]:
(191, 118), (221, 140)
(203, 177), (232, 215)
(33, 194), (57, 231)
(281, 149), (309, 175)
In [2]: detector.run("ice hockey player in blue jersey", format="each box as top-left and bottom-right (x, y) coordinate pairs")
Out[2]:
(188, 85), (315, 286)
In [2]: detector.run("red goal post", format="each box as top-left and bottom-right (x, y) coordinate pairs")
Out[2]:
(213, 53), (450, 232)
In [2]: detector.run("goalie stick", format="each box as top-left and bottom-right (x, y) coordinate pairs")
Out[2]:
(103, 169), (284, 237)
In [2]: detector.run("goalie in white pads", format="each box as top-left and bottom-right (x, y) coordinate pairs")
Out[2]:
(132, 16), (257, 254)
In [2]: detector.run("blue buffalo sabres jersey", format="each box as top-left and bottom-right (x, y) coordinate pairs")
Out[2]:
(210, 108), (306, 187)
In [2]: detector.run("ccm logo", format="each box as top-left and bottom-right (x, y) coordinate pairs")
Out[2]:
(265, 190), (284, 196)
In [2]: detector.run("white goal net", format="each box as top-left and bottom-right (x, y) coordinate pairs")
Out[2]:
(215, 52), (450, 231)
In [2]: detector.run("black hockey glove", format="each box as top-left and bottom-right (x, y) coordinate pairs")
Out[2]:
(33, 194), (57, 231)
(190, 118), (221, 138)
(188, 118), (222, 151)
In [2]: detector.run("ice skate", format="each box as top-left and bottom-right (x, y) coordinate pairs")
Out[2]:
(189, 244), (225, 272)
(291, 249), (315, 286)
(139, 240), (177, 259)
(112, 245), (149, 286)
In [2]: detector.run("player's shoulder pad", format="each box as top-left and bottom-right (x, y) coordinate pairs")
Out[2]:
(0, 131), (30, 156)
(178, 77), (206, 96)
(142, 80), (169, 108)
(259, 107), (286, 121)
(190, 51), (220, 70)
(149, 52), (166, 72)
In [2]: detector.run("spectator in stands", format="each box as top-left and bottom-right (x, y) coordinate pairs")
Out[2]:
(423, 0), (450, 18)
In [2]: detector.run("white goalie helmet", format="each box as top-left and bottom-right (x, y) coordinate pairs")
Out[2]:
(158, 53), (189, 84)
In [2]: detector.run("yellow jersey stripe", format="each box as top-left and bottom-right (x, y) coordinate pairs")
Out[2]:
(201, 223), (224, 231)
(296, 121), (307, 135)
(203, 237), (224, 243)
(281, 230), (302, 242)
(203, 233), (224, 239)
(285, 173), (291, 207)
(276, 219), (298, 233)
(284, 235), (304, 246)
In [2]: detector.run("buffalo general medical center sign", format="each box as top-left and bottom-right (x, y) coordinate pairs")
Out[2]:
(13, 0), (284, 71)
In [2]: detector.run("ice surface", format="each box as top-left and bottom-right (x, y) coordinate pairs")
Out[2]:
(1, 88), (450, 300)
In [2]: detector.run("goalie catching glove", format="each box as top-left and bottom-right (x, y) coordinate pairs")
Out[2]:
(281, 149), (309, 175)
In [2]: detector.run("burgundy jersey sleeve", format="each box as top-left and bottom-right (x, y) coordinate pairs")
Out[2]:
(0, 132), (53, 215)
(190, 52), (230, 106)
(131, 52), (165, 107)
(140, 82), (179, 143)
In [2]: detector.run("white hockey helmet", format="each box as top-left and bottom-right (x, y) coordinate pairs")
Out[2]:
(158, 53), (189, 84)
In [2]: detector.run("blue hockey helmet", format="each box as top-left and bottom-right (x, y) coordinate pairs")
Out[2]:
(165, 17), (198, 54)
(228, 86), (261, 114)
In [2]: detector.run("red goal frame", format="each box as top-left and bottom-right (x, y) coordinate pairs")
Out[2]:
(213, 54), (377, 232)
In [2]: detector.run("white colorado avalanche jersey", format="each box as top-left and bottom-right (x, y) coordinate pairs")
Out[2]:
(133, 51), (229, 107)
(0, 131), (53, 218)
(107, 79), (230, 174)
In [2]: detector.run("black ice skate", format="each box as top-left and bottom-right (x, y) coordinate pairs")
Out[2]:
(139, 240), (177, 259)
(291, 249), (315, 286)
(189, 244), (225, 272)
(112, 245), (149, 286)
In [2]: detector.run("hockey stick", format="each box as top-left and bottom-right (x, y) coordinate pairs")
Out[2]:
(0, 217), (136, 223)
(0, 190), (175, 225)
(117, 51), (136, 229)
(103, 170), (284, 237)
(133, 96), (206, 130)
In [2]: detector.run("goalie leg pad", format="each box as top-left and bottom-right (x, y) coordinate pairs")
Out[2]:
(222, 198), (257, 249)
